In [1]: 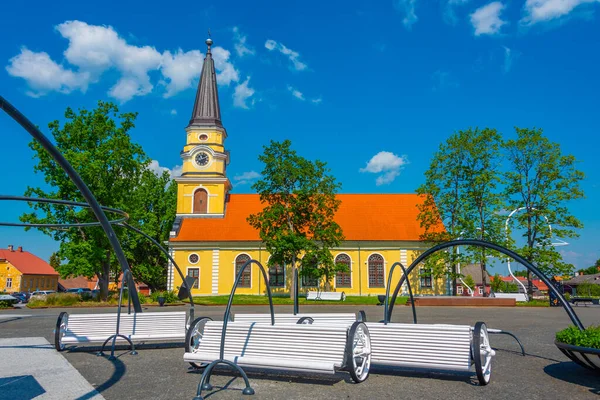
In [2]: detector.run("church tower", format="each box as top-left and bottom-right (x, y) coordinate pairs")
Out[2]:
(174, 37), (231, 218)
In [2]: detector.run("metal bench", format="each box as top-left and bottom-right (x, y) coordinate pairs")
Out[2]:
(366, 321), (495, 385)
(233, 311), (365, 325)
(184, 319), (371, 384)
(306, 291), (346, 301)
(54, 311), (188, 355)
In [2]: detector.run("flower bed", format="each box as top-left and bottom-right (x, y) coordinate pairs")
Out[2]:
(555, 325), (600, 372)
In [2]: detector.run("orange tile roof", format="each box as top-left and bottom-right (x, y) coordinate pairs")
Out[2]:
(0, 248), (58, 276)
(172, 193), (443, 242)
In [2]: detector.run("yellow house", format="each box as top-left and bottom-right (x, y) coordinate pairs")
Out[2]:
(168, 38), (447, 297)
(0, 245), (59, 293)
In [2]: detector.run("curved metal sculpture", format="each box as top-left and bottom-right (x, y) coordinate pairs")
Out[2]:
(0, 96), (141, 312)
(386, 239), (584, 331)
(194, 259), (274, 400)
(383, 262), (416, 324)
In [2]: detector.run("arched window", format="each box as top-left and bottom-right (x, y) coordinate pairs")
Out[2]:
(335, 254), (351, 288)
(235, 254), (251, 288)
(368, 254), (385, 288)
(193, 189), (208, 214)
(269, 264), (285, 287)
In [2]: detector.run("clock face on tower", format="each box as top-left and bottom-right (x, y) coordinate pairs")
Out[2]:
(194, 152), (210, 167)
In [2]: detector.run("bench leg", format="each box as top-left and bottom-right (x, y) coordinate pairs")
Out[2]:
(98, 334), (136, 360)
(193, 359), (254, 400)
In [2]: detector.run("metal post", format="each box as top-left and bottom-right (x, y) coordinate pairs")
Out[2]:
(0, 96), (142, 313)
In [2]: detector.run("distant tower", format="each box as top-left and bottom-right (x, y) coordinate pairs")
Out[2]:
(174, 37), (231, 219)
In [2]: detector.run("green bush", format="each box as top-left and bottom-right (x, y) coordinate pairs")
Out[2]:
(150, 290), (179, 304)
(575, 282), (600, 297)
(556, 325), (600, 349)
(43, 293), (81, 306)
(0, 300), (13, 308)
(137, 293), (149, 304)
(564, 292), (571, 301)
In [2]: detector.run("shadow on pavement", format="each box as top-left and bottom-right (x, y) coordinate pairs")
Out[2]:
(74, 354), (127, 400)
(369, 365), (473, 385)
(544, 362), (600, 395)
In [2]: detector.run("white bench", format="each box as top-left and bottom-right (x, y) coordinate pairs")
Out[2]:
(493, 293), (528, 302)
(54, 311), (187, 352)
(233, 312), (364, 325)
(184, 319), (371, 383)
(306, 291), (346, 301)
(366, 321), (495, 385)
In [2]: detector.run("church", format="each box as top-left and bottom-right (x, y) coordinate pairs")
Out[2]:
(167, 38), (447, 297)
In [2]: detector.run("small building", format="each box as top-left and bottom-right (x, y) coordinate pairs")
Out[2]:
(500, 276), (549, 296)
(0, 245), (59, 293)
(457, 264), (491, 296)
(563, 272), (600, 296)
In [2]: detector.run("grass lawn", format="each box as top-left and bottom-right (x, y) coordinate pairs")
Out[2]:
(188, 295), (409, 306)
(516, 299), (550, 307)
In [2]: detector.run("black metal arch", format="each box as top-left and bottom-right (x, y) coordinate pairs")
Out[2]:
(386, 239), (584, 330)
(384, 262), (416, 325)
(0, 95), (141, 312)
(0, 195), (130, 228)
(194, 259), (273, 400)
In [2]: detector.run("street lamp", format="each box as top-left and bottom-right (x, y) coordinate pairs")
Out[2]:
(504, 207), (568, 301)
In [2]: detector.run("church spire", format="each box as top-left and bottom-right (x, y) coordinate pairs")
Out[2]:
(188, 37), (222, 128)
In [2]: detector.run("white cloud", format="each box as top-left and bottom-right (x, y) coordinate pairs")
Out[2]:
(287, 85), (305, 100)
(264, 39), (307, 71)
(6, 47), (90, 97)
(233, 170), (261, 185)
(394, 0), (419, 29)
(7, 20), (244, 103)
(233, 76), (255, 109)
(311, 97), (323, 104)
(161, 49), (204, 98)
(148, 160), (181, 177)
(470, 2), (507, 36)
(360, 151), (409, 186)
(170, 109), (177, 115)
(503, 46), (520, 72)
(521, 0), (599, 24)
(57, 20), (162, 102)
(232, 27), (255, 57)
(444, 0), (471, 24)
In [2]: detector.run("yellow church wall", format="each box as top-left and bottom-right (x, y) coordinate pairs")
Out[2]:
(0, 261), (22, 293)
(169, 245), (448, 297)
(176, 183), (227, 214)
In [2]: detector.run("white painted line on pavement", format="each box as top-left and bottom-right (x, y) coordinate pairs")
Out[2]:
(0, 337), (105, 399)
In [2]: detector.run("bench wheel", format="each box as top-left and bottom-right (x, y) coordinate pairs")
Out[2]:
(346, 322), (371, 383)
(473, 322), (494, 385)
(54, 312), (68, 351)
(185, 317), (213, 369)
(296, 317), (314, 324)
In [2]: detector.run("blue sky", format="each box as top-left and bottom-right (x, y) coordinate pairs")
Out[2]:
(1, 0), (599, 274)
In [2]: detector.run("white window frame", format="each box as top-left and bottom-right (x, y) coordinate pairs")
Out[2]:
(6, 277), (12, 288)
(266, 256), (286, 288)
(234, 253), (252, 289)
(457, 285), (463, 295)
(186, 267), (200, 289)
(334, 253), (353, 289)
(366, 252), (386, 289)
(478, 286), (483, 295)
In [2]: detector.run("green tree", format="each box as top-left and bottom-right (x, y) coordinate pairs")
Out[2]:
(462, 274), (475, 293)
(247, 140), (345, 295)
(118, 168), (177, 291)
(49, 252), (61, 271)
(504, 127), (584, 298)
(20, 101), (166, 299)
(417, 128), (504, 295)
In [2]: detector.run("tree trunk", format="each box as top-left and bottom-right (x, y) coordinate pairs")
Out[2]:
(481, 261), (488, 297)
(527, 271), (534, 300)
(98, 251), (111, 301)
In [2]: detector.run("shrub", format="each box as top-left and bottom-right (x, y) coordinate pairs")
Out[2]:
(151, 290), (179, 304)
(556, 325), (600, 349)
(43, 293), (81, 306)
(0, 300), (13, 308)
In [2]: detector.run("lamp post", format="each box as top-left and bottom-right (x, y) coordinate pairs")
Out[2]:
(504, 207), (568, 301)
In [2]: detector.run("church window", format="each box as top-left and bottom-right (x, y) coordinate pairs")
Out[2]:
(188, 253), (199, 264)
(420, 268), (432, 288)
(335, 254), (351, 288)
(301, 257), (319, 288)
(188, 268), (200, 289)
(368, 254), (385, 288)
(235, 254), (251, 288)
(199, 134), (209, 141)
(269, 264), (285, 287)
(6, 278), (12, 288)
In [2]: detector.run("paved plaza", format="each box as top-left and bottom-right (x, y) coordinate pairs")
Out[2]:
(0, 304), (598, 399)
